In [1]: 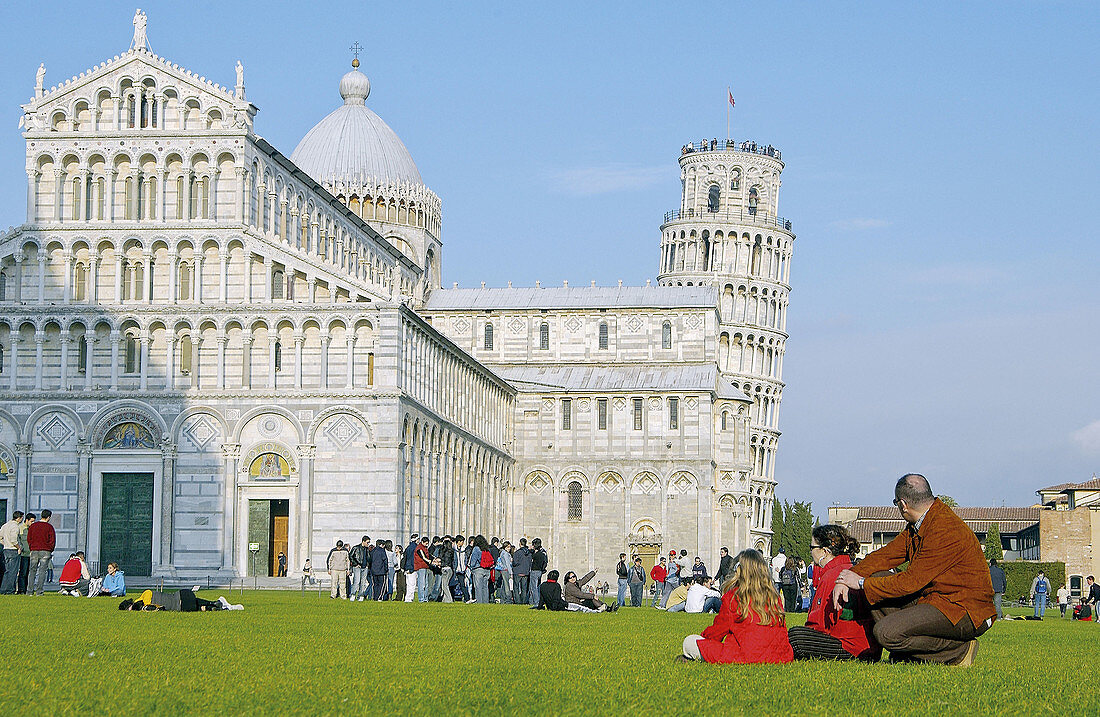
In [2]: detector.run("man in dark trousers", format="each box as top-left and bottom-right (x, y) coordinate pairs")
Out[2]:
(369, 538), (389, 601)
(715, 547), (733, 585)
(988, 559), (1007, 620)
(529, 538), (548, 607)
(1085, 576), (1100, 621)
(615, 553), (629, 608)
(835, 474), (995, 666)
(512, 538), (531, 605)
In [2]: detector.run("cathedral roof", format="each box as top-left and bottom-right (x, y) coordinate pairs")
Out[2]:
(492, 364), (749, 401)
(290, 60), (423, 187)
(424, 285), (717, 311)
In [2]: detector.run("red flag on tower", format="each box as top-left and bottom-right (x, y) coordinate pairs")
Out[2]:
(728, 88), (735, 107)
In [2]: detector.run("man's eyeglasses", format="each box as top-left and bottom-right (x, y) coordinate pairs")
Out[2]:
(892, 498), (902, 507)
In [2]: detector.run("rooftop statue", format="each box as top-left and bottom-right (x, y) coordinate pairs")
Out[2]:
(132, 9), (148, 51)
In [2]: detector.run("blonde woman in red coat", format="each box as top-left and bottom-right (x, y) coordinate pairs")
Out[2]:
(677, 549), (793, 664)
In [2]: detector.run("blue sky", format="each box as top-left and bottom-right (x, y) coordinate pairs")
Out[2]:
(1, 2), (1097, 515)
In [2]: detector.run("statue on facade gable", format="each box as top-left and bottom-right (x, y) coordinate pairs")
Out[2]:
(35, 63), (45, 98)
(132, 9), (148, 51)
(235, 60), (245, 100)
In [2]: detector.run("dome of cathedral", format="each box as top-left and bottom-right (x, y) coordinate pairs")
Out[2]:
(290, 60), (423, 187)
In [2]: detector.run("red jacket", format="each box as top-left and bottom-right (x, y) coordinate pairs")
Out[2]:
(805, 555), (881, 661)
(697, 588), (794, 664)
(27, 521), (55, 552)
(650, 564), (667, 583)
(413, 544), (431, 571)
(59, 557), (84, 585)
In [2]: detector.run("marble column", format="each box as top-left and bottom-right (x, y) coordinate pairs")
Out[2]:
(296, 444), (316, 571)
(159, 443), (176, 572)
(109, 331), (120, 389)
(58, 334), (71, 391)
(219, 250), (229, 303)
(165, 334), (175, 390)
(268, 335), (277, 389)
(84, 337), (95, 390)
(36, 250), (46, 303)
(33, 330), (44, 390)
(242, 335), (252, 390)
(319, 335), (329, 389)
(62, 250), (72, 303)
(76, 441), (91, 552)
(14, 443), (32, 512)
(221, 443), (240, 571)
(8, 336), (18, 391)
(138, 331), (149, 390)
(167, 251), (178, 304)
(216, 333), (226, 390)
(293, 332), (303, 389)
(194, 254), (204, 304)
(88, 255), (98, 303)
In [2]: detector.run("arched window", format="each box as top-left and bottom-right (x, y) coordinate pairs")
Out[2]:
(539, 322), (549, 351)
(124, 336), (139, 374)
(179, 263), (192, 301)
(721, 411), (729, 431)
(179, 335), (193, 375)
(0, 344), (4, 373)
(272, 269), (285, 300)
(708, 184), (720, 212)
(77, 335), (87, 373)
(274, 339), (282, 372)
(730, 169), (740, 191)
(0, 271), (7, 301)
(598, 322), (608, 350)
(567, 480), (583, 521)
(662, 321), (672, 349)
(484, 323), (494, 350)
(748, 186), (759, 216)
(74, 264), (87, 301)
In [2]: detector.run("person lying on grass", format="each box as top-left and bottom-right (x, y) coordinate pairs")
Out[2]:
(678, 549), (793, 664)
(788, 524), (880, 661)
(118, 589), (244, 612)
(562, 570), (618, 613)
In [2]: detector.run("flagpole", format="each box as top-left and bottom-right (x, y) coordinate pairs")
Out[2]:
(726, 86), (731, 142)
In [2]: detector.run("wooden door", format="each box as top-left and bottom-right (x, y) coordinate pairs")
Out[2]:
(634, 544), (659, 586)
(271, 515), (288, 576)
(101, 473), (154, 575)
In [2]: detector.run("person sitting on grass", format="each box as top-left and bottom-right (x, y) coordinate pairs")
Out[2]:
(562, 570), (617, 613)
(788, 525), (881, 661)
(677, 549), (793, 664)
(833, 474), (995, 667)
(685, 576), (722, 614)
(662, 579), (692, 612)
(120, 589), (244, 612)
(59, 551), (91, 596)
(534, 570), (568, 611)
(87, 562), (126, 597)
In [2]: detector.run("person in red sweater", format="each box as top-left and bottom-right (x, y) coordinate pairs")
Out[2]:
(788, 525), (881, 661)
(26, 508), (56, 596)
(59, 551), (91, 596)
(649, 558), (667, 607)
(677, 549), (793, 664)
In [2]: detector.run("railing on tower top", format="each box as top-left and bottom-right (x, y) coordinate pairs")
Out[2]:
(662, 207), (793, 232)
(681, 139), (781, 160)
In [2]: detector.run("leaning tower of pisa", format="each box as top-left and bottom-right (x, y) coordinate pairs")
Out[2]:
(657, 139), (794, 544)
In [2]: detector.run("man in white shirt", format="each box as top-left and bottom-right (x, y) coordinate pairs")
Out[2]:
(0, 511), (23, 594)
(1057, 584), (1070, 618)
(685, 577), (722, 613)
(771, 550), (786, 590)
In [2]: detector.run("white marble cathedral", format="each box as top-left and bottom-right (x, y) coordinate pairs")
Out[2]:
(0, 15), (792, 579)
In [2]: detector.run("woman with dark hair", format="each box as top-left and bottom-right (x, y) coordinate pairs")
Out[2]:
(471, 535), (494, 603)
(562, 570), (617, 612)
(788, 524), (880, 661)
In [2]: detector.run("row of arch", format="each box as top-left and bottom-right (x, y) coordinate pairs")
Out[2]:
(720, 284), (788, 333)
(661, 229), (792, 285)
(399, 413), (514, 540)
(719, 331), (785, 381)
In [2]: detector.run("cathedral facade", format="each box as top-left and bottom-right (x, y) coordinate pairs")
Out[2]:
(0, 21), (792, 580)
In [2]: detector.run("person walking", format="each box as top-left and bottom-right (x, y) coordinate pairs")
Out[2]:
(452, 535), (469, 602)
(27, 509), (55, 596)
(529, 537), (547, 607)
(0, 511), (22, 594)
(1030, 571), (1052, 619)
(495, 541), (513, 604)
(615, 553), (629, 608)
(628, 557), (646, 607)
(650, 557), (667, 608)
(327, 539), (350, 599)
(512, 537), (531, 605)
(780, 559), (799, 613)
(402, 534), (419, 603)
(349, 536), (370, 602)
(1057, 584), (1070, 618)
(771, 549), (787, 593)
(277, 551), (287, 577)
(988, 559), (1007, 620)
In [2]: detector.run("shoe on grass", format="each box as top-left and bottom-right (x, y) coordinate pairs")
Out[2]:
(953, 639), (979, 667)
(673, 655), (693, 663)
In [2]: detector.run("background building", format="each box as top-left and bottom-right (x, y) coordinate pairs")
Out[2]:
(1037, 477), (1099, 599)
(0, 17), (794, 580)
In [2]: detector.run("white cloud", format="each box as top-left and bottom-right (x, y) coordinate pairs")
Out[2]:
(829, 217), (889, 230)
(1071, 420), (1100, 455)
(547, 164), (666, 196)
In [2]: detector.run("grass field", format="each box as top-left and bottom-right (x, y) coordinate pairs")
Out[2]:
(0, 591), (1093, 715)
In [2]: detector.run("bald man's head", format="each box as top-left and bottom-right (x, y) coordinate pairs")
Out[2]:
(895, 473), (934, 508)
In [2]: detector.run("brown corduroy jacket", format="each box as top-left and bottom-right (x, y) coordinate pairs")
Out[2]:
(851, 498), (996, 627)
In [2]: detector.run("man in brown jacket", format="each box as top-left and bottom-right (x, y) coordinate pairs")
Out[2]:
(833, 474), (996, 666)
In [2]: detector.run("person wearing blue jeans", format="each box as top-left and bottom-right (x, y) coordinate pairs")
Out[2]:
(528, 537), (548, 607)
(1031, 571), (1051, 618)
(615, 554), (629, 607)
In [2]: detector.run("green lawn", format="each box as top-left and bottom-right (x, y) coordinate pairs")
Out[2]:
(0, 591), (1092, 715)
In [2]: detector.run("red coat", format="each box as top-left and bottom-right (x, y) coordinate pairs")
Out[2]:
(26, 521), (55, 552)
(650, 564), (667, 583)
(697, 588), (793, 664)
(806, 555), (881, 661)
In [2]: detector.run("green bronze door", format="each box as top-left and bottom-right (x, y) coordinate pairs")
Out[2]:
(101, 473), (154, 576)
